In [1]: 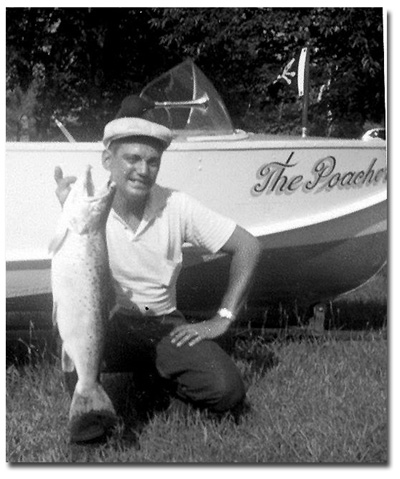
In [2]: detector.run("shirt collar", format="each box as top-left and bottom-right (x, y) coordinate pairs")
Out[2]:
(110, 184), (170, 236)
(143, 184), (169, 222)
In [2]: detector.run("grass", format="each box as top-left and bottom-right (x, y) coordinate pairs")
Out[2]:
(6, 336), (387, 463)
(6, 269), (388, 464)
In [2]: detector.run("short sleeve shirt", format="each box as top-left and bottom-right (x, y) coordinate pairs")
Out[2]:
(106, 184), (236, 316)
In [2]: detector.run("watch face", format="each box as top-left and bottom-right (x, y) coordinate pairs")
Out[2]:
(219, 308), (234, 320)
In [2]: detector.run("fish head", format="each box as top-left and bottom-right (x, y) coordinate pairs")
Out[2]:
(63, 165), (116, 234)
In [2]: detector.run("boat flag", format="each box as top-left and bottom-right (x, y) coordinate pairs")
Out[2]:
(297, 47), (309, 97)
(269, 46), (310, 137)
(274, 47), (309, 98)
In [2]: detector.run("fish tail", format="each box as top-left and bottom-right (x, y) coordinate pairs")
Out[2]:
(69, 383), (117, 443)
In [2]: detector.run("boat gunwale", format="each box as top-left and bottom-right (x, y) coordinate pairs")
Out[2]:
(6, 137), (386, 153)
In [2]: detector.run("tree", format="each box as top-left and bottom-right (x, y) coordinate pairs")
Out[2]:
(150, 7), (385, 137)
(6, 7), (385, 140)
(6, 8), (170, 140)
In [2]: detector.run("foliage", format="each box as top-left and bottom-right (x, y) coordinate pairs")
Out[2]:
(6, 8), (168, 140)
(150, 7), (385, 137)
(6, 7), (385, 141)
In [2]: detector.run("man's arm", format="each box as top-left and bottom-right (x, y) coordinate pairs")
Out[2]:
(218, 225), (262, 316)
(170, 225), (261, 347)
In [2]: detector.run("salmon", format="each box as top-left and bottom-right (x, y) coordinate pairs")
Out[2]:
(49, 165), (117, 443)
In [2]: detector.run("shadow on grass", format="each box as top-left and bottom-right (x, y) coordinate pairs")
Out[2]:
(328, 266), (387, 331)
(235, 266), (388, 332)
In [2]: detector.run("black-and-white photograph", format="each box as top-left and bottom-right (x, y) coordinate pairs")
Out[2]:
(5, 5), (389, 466)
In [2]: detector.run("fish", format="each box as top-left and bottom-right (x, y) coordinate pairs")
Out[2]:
(49, 164), (117, 443)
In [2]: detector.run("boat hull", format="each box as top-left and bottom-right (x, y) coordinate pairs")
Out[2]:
(6, 137), (387, 311)
(177, 200), (387, 311)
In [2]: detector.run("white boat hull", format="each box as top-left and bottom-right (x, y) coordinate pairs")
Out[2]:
(6, 136), (387, 310)
(178, 199), (386, 311)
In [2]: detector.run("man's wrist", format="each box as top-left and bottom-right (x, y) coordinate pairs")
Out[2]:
(217, 307), (236, 322)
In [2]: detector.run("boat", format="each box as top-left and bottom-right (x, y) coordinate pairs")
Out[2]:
(5, 59), (387, 320)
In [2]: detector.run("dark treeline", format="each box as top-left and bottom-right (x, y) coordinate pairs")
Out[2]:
(6, 7), (385, 141)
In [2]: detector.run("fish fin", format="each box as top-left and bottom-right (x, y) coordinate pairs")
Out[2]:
(61, 345), (75, 373)
(52, 301), (58, 327)
(48, 223), (69, 256)
(53, 303), (75, 373)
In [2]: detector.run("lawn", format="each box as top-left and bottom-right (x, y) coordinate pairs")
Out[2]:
(5, 269), (388, 463)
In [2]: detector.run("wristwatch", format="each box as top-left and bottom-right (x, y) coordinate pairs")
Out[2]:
(217, 308), (235, 322)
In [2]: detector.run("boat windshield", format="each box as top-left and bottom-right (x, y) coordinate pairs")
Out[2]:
(140, 59), (235, 137)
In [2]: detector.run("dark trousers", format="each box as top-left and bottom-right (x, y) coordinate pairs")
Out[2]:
(103, 310), (246, 414)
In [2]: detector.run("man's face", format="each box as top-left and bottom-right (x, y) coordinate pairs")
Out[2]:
(103, 137), (164, 202)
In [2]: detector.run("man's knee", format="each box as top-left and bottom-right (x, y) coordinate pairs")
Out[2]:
(156, 337), (246, 412)
(204, 367), (246, 412)
(173, 356), (246, 413)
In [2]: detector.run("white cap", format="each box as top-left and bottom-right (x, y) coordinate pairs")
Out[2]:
(103, 117), (173, 149)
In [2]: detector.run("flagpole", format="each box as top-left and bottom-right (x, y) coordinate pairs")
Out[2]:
(300, 47), (310, 138)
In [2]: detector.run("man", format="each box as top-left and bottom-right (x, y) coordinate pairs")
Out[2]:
(55, 115), (261, 428)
